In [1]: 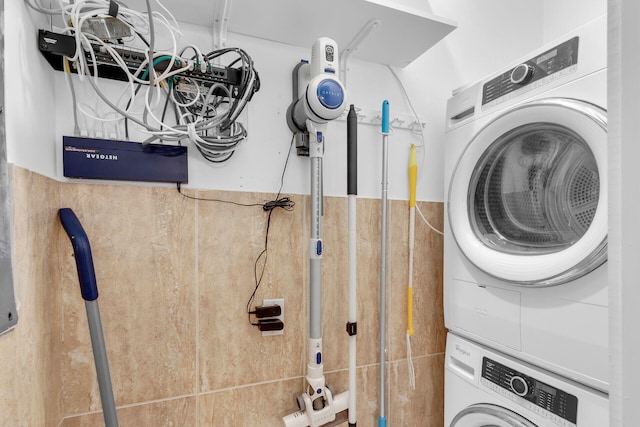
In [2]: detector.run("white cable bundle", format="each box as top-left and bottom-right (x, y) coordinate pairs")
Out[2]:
(26, 0), (260, 163)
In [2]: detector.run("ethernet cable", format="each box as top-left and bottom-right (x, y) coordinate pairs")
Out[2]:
(27, 0), (260, 163)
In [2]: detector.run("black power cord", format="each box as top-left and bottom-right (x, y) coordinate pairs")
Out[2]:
(176, 135), (296, 326)
(244, 136), (295, 326)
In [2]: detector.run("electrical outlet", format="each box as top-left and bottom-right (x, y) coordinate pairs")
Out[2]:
(262, 298), (284, 336)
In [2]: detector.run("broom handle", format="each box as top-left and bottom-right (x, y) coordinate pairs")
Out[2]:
(408, 144), (417, 336)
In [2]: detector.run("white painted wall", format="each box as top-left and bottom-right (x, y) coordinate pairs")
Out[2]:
(543, 0), (607, 42)
(8, 1), (545, 202)
(6, 2), (57, 178)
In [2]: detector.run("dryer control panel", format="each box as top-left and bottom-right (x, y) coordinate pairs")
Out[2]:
(481, 357), (578, 426)
(482, 37), (579, 108)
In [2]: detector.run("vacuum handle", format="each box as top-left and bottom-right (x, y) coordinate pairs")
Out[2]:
(59, 208), (99, 301)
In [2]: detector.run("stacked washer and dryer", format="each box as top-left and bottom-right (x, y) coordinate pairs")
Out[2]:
(443, 16), (609, 427)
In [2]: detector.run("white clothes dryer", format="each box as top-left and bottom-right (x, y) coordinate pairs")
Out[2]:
(443, 16), (608, 392)
(445, 333), (609, 427)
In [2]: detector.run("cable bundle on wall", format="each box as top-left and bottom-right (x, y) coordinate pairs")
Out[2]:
(159, 46), (259, 162)
(26, 0), (260, 163)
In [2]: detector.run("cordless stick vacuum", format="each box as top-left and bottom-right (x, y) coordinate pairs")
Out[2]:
(283, 37), (349, 427)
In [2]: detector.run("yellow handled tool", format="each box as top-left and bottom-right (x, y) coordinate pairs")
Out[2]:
(408, 144), (417, 337)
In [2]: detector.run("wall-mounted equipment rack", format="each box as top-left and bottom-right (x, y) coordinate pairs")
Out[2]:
(38, 29), (245, 96)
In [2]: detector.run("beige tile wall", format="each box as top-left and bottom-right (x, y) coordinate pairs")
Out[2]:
(0, 167), (64, 427)
(0, 167), (445, 426)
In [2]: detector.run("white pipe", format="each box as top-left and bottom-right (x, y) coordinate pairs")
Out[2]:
(339, 19), (381, 87)
(212, 0), (231, 51)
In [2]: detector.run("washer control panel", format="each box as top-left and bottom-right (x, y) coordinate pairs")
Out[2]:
(482, 36), (579, 107)
(481, 357), (578, 426)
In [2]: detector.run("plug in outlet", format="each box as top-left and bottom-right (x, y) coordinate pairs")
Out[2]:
(262, 298), (284, 336)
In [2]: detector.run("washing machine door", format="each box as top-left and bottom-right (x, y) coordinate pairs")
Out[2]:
(451, 404), (538, 427)
(448, 98), (607, 286)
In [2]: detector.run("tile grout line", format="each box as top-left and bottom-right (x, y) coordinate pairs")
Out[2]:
(58, 181), (67, 427)
(60, 391), (201, 421)
(194, 193), (200, 425)
(59, 351), (447, 424)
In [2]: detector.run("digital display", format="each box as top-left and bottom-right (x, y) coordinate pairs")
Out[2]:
(536, 381), (557, 396)
(537, 49), (558, 64)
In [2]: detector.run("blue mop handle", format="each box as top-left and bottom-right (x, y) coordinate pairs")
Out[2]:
(379, 99), (389, 427)
(381, 100), (389, 134)
(59, 208), (99, 301)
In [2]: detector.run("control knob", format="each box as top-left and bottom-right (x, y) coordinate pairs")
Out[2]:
(510, 63), (534, 85)
(510, 375), (532, 397)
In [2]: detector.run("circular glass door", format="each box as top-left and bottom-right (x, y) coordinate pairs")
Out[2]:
(448, 98), (607, 286)
(450, 404), (538, 427)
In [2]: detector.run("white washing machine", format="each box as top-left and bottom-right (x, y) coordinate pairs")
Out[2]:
(445, 333), (609, 427)
(443, 16), (608, 392)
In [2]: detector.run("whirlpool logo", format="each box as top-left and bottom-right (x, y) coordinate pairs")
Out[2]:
(455, 344), (470, 357)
